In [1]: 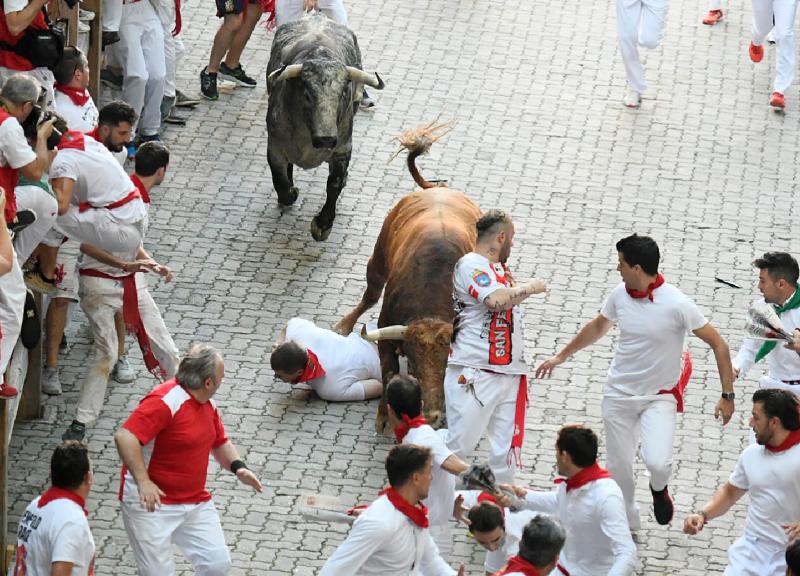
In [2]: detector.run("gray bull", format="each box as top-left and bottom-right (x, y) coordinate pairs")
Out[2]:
(265, 13), (384, 241)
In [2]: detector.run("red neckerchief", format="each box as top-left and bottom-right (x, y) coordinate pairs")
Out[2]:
(393, 414), (427, 443)
(477, 491), (505, 518)
(658, 351), (692, 413)
(555, 462), (612, 493)
(379, 487), (429, 528)
(38, 486), (88, 517)
(294, 349), (325, 383)
(85, 127), (100, 141)
(496, 556), (540, 576)
(130, 174), (150, 204)
(57, 130), (86, 151)
(54, 83), (90, 106)
(508, 375), (527, 469)
(766, 429), (800, 453)
(625, 273), (665, 302)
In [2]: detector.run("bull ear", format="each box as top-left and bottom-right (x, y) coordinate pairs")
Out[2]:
(267, 64), (303, 94)
(345, 66), (385, 90)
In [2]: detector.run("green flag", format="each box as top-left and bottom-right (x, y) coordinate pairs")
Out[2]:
(755, 289), (800, 363)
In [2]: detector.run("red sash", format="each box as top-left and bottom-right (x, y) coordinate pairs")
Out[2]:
(555, 463), (612, 493)
(380, 487), (429, 528)
(766, 428), (800, 453)
(130, 174), (150, 204)
(79, 269), (166, 379)
(0, 111), (20, 222)
(394, 414), (427, 444)
(38, 486), (88, 516)
(657, 351), (692, 413)
(508, 375), (527, 469)
(54, 84), (90, 106)
(294, 349), (325, 383)
(78, 188), (141, 213)
(173, 0), (182, 34)
(494, 556), (541, 576)
(625, 273), (665, 302)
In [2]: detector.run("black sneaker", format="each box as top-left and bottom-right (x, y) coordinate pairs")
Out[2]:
(8, 208), (36, 234)
(62, 420), (86, 442)
(651, 484), (674, 525)
(100, 67), (123, 89)
(102, 30), (120, 48)
(219, 62), (257, 88)
(200, 67), (219, 100)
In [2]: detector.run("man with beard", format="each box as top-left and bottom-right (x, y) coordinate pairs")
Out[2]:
(684, 389), (800, 575)
(732, 252), (800, 393)
(537, 234), (735, 530)
(445, 209), (547, 484)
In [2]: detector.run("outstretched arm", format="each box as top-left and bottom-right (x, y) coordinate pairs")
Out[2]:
(536, 314), (614, 378)
(683, 482), (746, 535)
(483, 278), (547, 312)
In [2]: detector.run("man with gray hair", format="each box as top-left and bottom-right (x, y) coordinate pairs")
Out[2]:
(115, 344), (263, 575)
(0, 73), (54, 397)
(494, 516), (567, 576)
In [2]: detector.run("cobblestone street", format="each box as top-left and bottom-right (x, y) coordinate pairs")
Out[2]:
(6, 0), (800, 573)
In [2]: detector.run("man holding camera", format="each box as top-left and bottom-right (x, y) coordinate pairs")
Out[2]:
(0, 73), (53, 397)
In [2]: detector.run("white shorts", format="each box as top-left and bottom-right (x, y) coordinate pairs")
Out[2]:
(52, 242), (80, 302)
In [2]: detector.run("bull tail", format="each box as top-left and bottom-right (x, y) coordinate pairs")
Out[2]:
(390, 120), (455, 190)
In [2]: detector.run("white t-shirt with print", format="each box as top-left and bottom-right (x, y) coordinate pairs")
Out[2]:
(0, 115), (36, 169)
(600, 282), (707, 397)
(450, 252), (527, 375)
(53, 93), (99, 134)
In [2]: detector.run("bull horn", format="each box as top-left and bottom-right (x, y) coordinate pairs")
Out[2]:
(267, 64), (303, 92)
(346, 67), (385, 90)
(361, 324), (407, 341)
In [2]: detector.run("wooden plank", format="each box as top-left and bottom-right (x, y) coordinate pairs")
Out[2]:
(0, 398), (9, 570)
(82, 0), (102, 101)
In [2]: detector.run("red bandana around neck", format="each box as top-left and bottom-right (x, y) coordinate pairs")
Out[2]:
(130, 174), (151, 204)
(625, 273), (665, 302)
(477, 491), (506, 517)
(57, 130), (86, 151)
(38, 486), (88, 517)
(380, 487), (429, 528)
(294, 349), (325, 383)
(496, 556), (540, 576)
(555, 462), (612, 493)
(393, 413), (427, 444)
(54, 83), (90, 106)
(766, 429), (800, 453)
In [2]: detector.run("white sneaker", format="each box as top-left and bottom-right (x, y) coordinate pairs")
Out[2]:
(42, 367), (62, 395)
(623, 89), (642, 108)
(113, 356), (136, 383)
(79, 8), (95, 21)
(77, 20), (90, 33)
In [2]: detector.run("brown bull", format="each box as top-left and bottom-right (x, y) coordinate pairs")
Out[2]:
(334, 122), (481, 434)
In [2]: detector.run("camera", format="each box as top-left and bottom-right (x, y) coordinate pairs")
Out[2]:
(21, 103), (63, 150)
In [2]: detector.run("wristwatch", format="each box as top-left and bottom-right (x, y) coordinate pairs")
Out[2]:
(721, 392), (735, 401)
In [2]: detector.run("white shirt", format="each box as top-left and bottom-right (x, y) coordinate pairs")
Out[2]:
(521, 479), (637, 576)
(53, 92), (99, 134)
(13, 496), (95, 576)
(449, 252), (527, 374)
(734, 296), (800, 382)
(4, 0), (29, 14)
(402, 425), (455, 527)
(0, 115), (36, 169)
(285, 318), (381, 401)
(319, 494), (455, 576)
(729, 441), (800, 547)
(459, 490), (539, 574)
(600, 282), (707, 397)
(49, 134), (146, 225)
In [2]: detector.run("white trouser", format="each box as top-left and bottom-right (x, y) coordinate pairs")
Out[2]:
(759, 374), (800, 393)
(602, 394), (676, 531)
(122, 499), (231, 576)
(444, 365), (520, 484)
(275, 0), (348, 26)
(163, 34), (185, 98)
(117, 0), (166, 136)
(429, 523), (453, 561)
(0, 254), (25, 378)
(103, 0), (123, 31)
(55, 208), (146, 259)
(617, 0), (669, 93)
(752, 0), (798, 93)
(724, 532), (786, 575)
(13, 185), (57, 264)
(0, 67), (55, 109)
(76, 274), (178, 423)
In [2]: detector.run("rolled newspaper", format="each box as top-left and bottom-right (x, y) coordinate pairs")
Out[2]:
(746, 302), (795, 341)
(299, 493), (356, 525)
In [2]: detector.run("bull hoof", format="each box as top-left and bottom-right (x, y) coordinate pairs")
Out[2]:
(310, 216), (332, 241)
(278, 187), (299, 207)
(332, 318), (354, 335)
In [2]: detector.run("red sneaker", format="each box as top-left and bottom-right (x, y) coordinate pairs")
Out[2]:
(0, 382), (19, 398)
(703, 9), (724, 24)
(770, 91), (785, 108)
(750, 42), (764, 62)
